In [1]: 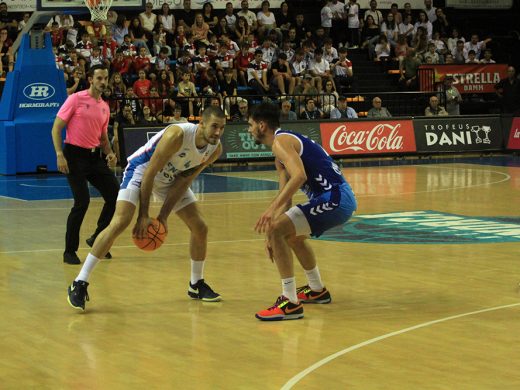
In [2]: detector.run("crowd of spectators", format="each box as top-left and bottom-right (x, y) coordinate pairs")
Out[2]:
(1, 0), (519, 122)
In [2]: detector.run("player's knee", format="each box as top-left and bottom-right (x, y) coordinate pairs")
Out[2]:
(192, 219), (208, 237)
(109, 214), (132, 235)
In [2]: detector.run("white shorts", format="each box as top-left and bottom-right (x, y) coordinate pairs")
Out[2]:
(118, 169), (197, 213)
(285, 206), (311, 237)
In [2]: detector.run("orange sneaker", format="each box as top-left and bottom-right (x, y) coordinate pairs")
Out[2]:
(296, 285), (331, 304)
(255, 295), (304, 321)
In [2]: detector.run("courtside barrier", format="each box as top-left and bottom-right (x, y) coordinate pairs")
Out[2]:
(507, 117), (520, 150)
(120, 115), (509, 165)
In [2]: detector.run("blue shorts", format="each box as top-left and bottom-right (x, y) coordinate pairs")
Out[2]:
(286, 183), (357, 238)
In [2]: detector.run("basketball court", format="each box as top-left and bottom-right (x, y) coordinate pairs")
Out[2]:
(1, 157), (520, 389)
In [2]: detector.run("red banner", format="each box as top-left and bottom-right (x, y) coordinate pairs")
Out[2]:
(420, 64), (508, 94)
(507, 118), (520, 150)
(320, 120), (416, 156)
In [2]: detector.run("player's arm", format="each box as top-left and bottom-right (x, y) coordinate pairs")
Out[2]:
(133, 125), (184, 238)
(51, 117), (69, 174)
(273, 158), (291, 216)
(255, 135), (306, 233)
(157, 143), (222, 226)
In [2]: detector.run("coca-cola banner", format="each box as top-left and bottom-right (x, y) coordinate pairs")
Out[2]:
(414, 116), (503, 152)
(419, 64), (509, 94)
(507, 118), (520, 150)
(320, 120), (417, 156)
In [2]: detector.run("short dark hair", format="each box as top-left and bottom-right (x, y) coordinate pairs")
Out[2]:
(88, 64), (108, 78)
(201, 106), (226, 121)
(250, 102), (280, 131)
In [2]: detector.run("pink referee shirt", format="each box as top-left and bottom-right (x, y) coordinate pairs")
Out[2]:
(57, 90), (110, 149)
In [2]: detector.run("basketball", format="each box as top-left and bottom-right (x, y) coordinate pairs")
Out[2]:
(132, 219), (167, 251)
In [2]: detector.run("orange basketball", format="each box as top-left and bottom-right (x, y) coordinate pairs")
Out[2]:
(132, 219), (167, 251)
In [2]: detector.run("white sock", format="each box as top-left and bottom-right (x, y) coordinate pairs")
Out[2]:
(305, 266), (324, 291)
(190, 259), (205, 285)
(282, 277), (298, 303)
(76, 253), (100, 283)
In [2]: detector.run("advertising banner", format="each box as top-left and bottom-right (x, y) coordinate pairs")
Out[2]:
(221, 121), (321, 160)
(413, 116), (503, 152)
(320, 120), (416, 156)
(446, 0), (513, 9)
(506, 117), (520, 150)
(419, 64), (508, 94)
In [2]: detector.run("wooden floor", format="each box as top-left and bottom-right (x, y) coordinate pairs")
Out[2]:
(1, 159), (520, 389)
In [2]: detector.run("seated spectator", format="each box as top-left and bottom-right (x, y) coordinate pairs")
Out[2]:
(139, 105), (158, 124)
(168, 106), (189, 123)
(414, 11), (432, 40)
(177, 71), (198, 117)
(220, 68), (238, 115)
(432, 7), (449, 37)
(192, 13), (210, 45)
(447, 28), (464, 54)
(480, 49), (496, 64)
(309, 48), (332, 93)
(464, 34), (491, 60)
(425, 95), (448, 116)
(452, 39), (466, 64)
(465, 50), (479, 64)
(113, 104), (137, 161)
(423, 42), (440, 64)
(300, 98), (323, 119)
(321, 79), (339, 115)
(237, 0), (258, 32)
(269, 52), (294, 95)
(332, 47), (356, 93)
(398, 14), (415, 45)
(367, 97), (392, 117)
(374, 34), (391, 62)
(247, 49), (269, 96)
(279, 99), (297, 121)
(330, 96), (358, 119)
(232, 99), (249, 122)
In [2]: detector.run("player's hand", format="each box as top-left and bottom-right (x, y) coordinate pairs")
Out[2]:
(106, 152), (117, 168)
(133, 216), (153, 239)
(255, 206), (275, 234)
(156, 215), (169, 234)
(57, 153), (69, 174)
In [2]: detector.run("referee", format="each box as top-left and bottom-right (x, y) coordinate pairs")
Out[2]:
(52, 64), (119, 264)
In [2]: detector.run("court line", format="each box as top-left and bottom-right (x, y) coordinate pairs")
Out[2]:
(281, 302), (520, 389)
(0, 238), (265, 255)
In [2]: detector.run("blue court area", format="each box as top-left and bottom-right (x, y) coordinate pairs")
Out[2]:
(1, 155), (519, 201)
(0, 172), (279, 201)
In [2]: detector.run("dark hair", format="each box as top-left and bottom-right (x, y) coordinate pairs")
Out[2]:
(88, 64), (108, 78)
(250, 102), (280, 130)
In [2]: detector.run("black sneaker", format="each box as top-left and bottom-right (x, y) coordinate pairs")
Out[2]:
(63, 252), (81, 264)
(188, 279), (222, 302)
(86, 236), (112, 259)
(67, 280), (90, 311)
(296, 285), (332, 304)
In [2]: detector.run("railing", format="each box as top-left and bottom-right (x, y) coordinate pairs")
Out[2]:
(107, 90), (444, 125)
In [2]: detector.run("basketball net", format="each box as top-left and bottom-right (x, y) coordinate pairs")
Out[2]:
(85, 0), (113, 22)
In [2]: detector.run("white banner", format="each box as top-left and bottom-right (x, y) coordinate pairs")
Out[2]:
(446, 0), (512, 9)
(4, 0), (36, 12)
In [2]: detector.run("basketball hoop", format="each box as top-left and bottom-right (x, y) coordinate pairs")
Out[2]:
(85, 0), (113, 22)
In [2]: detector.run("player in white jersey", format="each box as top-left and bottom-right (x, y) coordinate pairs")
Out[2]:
(67, 107), (226, 311)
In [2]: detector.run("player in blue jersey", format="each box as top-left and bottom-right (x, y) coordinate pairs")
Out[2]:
(248, 102), (357, 321)
(67, 107), (226, 311)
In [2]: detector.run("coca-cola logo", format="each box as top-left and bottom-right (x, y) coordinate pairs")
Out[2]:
(329, 123), (405, 152)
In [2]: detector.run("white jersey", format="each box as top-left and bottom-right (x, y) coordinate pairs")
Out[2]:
(123, 122), (219, 187)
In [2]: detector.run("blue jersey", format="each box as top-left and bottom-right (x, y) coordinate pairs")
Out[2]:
(275, 129), (347, 199)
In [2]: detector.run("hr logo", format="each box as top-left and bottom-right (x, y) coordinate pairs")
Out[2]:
(470, 125), (491, 144)
(22, 83), (55, 101)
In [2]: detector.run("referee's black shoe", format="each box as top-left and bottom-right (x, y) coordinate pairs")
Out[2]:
(86, 236), (112, 259)
(63, 252), (81, 264)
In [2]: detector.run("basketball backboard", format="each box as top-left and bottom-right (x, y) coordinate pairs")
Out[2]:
(36, 0), (145, 11)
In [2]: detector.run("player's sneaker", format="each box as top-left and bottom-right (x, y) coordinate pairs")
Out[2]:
(67, 280), (90, 311)
(86, 236), (112, 259)
(296, 285), (332, 304)
(255, 295), (304, 321)
(188, 279), (222, 302)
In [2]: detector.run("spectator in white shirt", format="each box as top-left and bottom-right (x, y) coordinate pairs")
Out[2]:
(320, 1), (334, 36)
(424, 0), (437, 23)
(309, 48), (333, 93)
